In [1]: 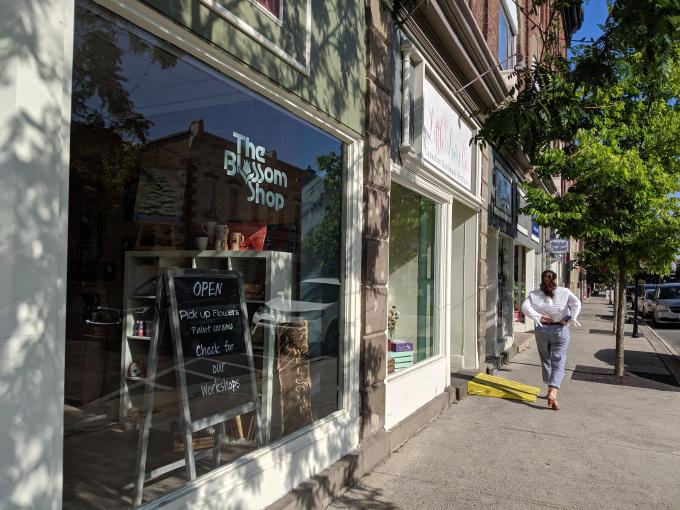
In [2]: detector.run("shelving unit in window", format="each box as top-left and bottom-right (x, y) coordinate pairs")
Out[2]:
(119, 250), (293, 444)
(119, 252), (193, 422)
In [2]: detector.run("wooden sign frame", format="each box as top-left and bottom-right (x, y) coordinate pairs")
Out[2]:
(132, 268), (262, 507)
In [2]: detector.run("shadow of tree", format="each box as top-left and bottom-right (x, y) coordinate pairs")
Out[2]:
(327, 483), (400, 509)
(143, 0), (365, 131)
(0, 1), (72, 507)
(0, 0), (367, 508)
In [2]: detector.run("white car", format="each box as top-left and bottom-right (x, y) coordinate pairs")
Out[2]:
(652, 283), (680, 325)
(637, 288), (656, 318)
(252, 278), (340, 358)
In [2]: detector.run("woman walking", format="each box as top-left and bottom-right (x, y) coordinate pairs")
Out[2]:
(522, 270), (581, 411)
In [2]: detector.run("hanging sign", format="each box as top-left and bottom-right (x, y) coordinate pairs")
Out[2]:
(549, 239), (569, 254)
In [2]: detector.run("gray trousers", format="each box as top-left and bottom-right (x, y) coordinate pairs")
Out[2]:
(534, 324), (570, 388)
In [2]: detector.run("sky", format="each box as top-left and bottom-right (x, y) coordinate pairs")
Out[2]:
(571, 0), (609, 45)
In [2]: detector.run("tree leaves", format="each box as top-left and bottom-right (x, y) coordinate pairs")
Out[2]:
(478, 1), (680, 281)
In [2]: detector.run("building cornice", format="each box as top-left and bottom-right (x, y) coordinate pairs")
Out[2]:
(401, 0), (510, 114)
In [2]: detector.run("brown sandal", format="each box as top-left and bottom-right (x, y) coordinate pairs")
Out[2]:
(547, 394), (560, 411)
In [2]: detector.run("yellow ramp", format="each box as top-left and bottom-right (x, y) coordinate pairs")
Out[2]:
(467, 373), (540, 402)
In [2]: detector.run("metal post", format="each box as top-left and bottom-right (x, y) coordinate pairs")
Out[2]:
(632, 274), (640, 338)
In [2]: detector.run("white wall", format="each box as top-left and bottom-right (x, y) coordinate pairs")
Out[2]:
(450, 203), (478, 369)
(0, 1), (74, 508)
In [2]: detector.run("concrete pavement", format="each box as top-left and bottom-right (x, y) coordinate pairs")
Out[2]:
(327, 297), (680, 510)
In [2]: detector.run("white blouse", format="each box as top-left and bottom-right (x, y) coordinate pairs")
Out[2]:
(522, 287), (582, 326)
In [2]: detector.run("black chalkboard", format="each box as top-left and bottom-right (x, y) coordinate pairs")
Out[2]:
(165, 268), (260, 432)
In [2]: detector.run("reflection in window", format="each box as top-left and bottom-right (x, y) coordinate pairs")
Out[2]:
(499, 5), (514, 70)
(63, 1), (343, 507)
(387, 183), (437, 373)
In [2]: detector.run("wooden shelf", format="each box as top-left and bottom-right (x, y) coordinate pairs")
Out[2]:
(130, 295), (156, 300)
(127, 335), (151, 341)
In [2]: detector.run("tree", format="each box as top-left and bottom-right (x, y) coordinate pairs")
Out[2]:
(476, 0), (680, 376)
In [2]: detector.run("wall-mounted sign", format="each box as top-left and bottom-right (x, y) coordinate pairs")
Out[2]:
(224, 131), (289, 211)
(549, 239), (569, 254)
(493, 166), (513, 224)
(531, 221), (540, 242)
(422, 79), (472, 189)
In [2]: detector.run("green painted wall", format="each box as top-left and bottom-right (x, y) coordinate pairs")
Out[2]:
(142, 0), (366, 134)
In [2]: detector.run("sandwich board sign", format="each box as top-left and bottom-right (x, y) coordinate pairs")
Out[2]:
(133, 268), (261, 507)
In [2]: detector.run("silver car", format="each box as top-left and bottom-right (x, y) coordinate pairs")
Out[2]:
(652, 283), (680, 325)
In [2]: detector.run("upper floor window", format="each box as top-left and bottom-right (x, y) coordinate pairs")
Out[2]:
(254, 0), (282, 19)
(499, 5), (515, 70)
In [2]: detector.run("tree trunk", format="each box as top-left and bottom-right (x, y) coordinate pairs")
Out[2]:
(614, 265), (626, 376)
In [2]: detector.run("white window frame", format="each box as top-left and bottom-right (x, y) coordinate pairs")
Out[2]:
(74, 2), (363, 509)
(385, 161), (452, 429)
(199, 0), (311, 74)
(250, 0), (284, 25)
(499, 0), (518, 70)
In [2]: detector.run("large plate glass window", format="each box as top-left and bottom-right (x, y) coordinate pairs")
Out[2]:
(63, 1), (344, 507)
(387, 182), (437, 373)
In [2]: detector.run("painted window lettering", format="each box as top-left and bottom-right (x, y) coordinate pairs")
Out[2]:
(224, 131), (288, 211)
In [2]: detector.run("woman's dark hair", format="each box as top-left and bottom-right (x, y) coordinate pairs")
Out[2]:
(540, 270), (557, 297)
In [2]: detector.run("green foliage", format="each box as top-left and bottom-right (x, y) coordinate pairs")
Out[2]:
(301, 151), (343, 274)
(478, 0), (680, 279)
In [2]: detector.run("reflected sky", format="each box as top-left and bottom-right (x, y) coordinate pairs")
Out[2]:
(74, 1), (341, 174)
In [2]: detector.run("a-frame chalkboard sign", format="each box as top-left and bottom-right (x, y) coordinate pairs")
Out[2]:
(132, 268), (262, 508)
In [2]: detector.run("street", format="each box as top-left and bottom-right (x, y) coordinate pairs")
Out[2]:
(644, 320), (680, 356)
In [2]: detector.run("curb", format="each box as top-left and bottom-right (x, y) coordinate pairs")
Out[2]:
(639, 323), (680, 387)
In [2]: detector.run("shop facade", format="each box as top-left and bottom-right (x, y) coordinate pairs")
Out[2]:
(379, 1), (511, 430)
(485, 153), (519, 359)
(1, 1), (366, 508)
(512, 195), (542, 333)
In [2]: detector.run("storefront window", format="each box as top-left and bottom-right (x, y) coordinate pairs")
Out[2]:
(497, 235), (514, 338)
(63, 2), (344, 507)
(387, 183), (437, 372)
(514, 245), (526, 322)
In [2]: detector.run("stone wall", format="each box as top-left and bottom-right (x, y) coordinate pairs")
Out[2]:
(360, 0), (393, 440)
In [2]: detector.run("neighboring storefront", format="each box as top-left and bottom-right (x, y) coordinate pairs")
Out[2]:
(2, 0), (365, 508)
(485, 154), (518, 358)
(513, 195), (542, 333)
(386, 31), (483, 429)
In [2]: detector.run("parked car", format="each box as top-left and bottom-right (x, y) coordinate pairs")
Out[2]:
(252, 278), (340, 358)
(651, 283), (680, 325)
(637, 288), (656, 318)
(627, 283), (656, 306)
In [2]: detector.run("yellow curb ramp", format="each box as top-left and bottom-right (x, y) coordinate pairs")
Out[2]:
(467, 373), (540, 401)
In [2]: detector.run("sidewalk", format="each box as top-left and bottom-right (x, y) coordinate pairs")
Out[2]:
(327, 297), (680, 509)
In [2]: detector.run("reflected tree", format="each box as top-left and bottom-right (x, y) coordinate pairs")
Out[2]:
(302, 151), (342, 274)
(69, 3), (177, 194)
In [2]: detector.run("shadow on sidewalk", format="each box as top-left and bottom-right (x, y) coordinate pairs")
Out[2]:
(588, 328), (641, 338)
(572, 359), (680, 391)
(329, 485), (399, 509)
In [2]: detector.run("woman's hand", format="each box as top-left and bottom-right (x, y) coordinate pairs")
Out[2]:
(540, 314), (553, 324)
